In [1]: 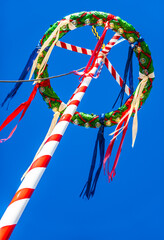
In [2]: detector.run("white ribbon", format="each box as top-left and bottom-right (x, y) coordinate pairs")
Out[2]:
(29, 19), (75, 80)
(131, 71), (155, 146)
(109, 72), (155, 147)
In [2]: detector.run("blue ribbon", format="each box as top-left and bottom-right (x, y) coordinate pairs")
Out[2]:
(113, 45), (134, 108)
(80, 114), (105, 199)
(113, 37), (144, 108)
(120, 45), (134, 105)
(1, 43), (41, 107)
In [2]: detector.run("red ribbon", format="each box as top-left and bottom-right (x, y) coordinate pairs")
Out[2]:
(0, 84), (39, 143)
(103, 115), (129, 182)
(39, 79), (51, 88)
(70, 25), (109, 102)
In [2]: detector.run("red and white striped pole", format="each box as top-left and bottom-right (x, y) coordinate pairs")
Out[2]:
(56, 40), (131, 95)
(0, 33), (120, 240)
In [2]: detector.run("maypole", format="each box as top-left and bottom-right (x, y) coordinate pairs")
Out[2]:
(0, 10), (155, 239)
(0, 32), (120, 240)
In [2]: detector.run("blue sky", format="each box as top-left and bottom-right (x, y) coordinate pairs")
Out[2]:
(0, 0), (163, 239)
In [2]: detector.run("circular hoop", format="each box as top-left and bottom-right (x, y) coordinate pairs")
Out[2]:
(34, 11), (154, 128)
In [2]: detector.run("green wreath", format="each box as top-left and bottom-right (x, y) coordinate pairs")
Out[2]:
(34, 11), (154, 128)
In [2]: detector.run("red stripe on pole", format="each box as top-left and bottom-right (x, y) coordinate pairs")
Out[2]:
(10, 188), (34, 205)
(59, 114), (72, 122)
(0, 225), (16, 240)
(29, 155), (51, 171)
(113, 36), (120, 39)
(94, 62), (101, 68)
(46, 134), (62, 143)
(68, 100), (80, 107)
(104, 46), (110, 51)
(111, 66), (116, 80)
(60, 41), (67, 49)
(119, 77), (123, 87)
(71, 45), (78, 53)
(69, 84), (85, 102)
(77, 86), (87, 93)
(81, 48), (88, 55)
(104, 58), (109, 68)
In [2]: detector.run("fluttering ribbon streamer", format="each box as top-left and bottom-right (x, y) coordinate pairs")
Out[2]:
(121, 45), (134, 103)
(74, 23), (110, 84)
(79, 24), (112, 198)
(29, 20), (76, 80)
(113, 37), (145, 108)
(0, 20), (107, 144)
(1, 44), (41, 107)
(104, 71), (155, 181)
(131, 72), (154, 147)
(113, 45), (134, 108)
(103, 115), (128, 181)
(0, 20), (109, 145)
(80, 22), (109, 77)
(0, 84), (38, 142)
(80, 114), (105, 199)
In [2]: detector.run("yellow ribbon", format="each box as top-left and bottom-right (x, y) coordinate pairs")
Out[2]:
(92, 26), (106, 49)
